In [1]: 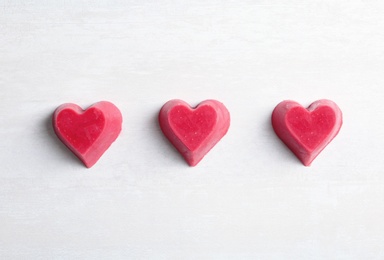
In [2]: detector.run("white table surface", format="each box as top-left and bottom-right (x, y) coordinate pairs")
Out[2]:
(1, 0), (384, 259)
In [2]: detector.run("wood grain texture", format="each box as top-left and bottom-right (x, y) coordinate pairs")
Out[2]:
(1, 0), (384, 258)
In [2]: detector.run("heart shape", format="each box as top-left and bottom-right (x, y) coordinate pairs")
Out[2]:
(52, 101), (122, 168)
(272, 99), (342, 166)
(159, 99), (230, 166)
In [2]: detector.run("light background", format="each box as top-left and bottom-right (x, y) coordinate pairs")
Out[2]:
(1, 0), (384, 259)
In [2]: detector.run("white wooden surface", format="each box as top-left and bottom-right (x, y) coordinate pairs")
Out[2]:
(1, 0), (384, 259)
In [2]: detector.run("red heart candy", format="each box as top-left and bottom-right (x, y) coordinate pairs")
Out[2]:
(52, 101), (122, 168)
(159, 99), (230, 166)
(272, 99), (342, 166)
